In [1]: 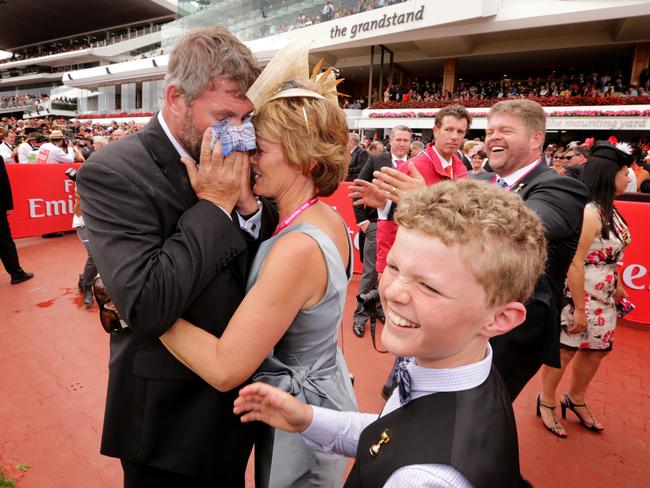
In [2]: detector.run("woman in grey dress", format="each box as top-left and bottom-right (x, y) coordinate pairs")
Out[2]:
(160, 66), (357, 486)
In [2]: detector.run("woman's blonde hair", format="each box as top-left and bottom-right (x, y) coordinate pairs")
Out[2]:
(395, 180), (547, 307)
(253, 94), (349, 196)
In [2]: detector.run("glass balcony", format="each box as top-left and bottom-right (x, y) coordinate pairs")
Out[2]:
(164, 0), (406, 49)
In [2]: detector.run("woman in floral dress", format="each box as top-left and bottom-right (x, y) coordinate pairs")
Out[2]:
(537, 141), (633, 437)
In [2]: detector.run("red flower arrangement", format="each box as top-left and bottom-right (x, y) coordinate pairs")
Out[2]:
(368, 109), (650, 119)
(76, 112), (154, 119)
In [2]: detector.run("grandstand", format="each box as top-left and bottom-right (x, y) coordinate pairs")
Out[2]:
(0, 0), (175, 116)
(1, 0), (649, 145)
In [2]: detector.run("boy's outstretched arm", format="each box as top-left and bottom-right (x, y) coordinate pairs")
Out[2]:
(234, 382), (313, 433)
(235, 382), (378, 458)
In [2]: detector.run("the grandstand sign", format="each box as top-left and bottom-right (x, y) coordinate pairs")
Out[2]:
(330, 5), (425, 40)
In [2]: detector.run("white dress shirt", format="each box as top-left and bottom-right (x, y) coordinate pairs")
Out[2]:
(499, 159), (540, 189)
(432, 146), (452, 171)
(157, 112), (262, 238)
(0, 141), (14, 163)
(301, 346), (495, 487)
(17, 142), (35, 163)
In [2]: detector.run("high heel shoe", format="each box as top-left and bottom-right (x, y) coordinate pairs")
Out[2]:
(560, 393), (603, 432)
(536, 394), (567, 438)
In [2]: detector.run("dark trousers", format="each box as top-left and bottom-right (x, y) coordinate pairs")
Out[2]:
(77, 226), (97, 287)
(491, 301), (549, 401)
(354, 222), (382, 322)
(0, 210), (21, 276)
(121, 459), (242, 488)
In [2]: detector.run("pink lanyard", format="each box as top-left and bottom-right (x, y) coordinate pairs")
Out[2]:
(272, 197), (318, 236)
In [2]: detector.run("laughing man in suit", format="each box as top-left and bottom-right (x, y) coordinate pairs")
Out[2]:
(480, 99), (588, 401)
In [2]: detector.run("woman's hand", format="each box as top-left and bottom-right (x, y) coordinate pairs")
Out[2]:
(233, 382), (313, 433)
(568, 308), (587, 334)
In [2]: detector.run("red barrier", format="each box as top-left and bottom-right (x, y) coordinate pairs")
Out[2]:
(616, 201), (650, 324)
(321, 182), (363, 273)
(5, 166), (648, 323)
(7, 163), (80, 238)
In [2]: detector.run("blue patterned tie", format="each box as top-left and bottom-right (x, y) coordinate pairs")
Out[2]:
(396, 359), (412, 405)
(496, 177), (508, 189)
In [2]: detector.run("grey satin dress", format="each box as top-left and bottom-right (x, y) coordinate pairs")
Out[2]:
(248, 222), (358, 488)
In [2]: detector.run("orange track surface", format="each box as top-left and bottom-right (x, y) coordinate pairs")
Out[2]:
(1, 234), (648, 487)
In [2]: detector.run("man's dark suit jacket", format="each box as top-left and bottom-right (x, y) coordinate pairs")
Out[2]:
(565, 162), (586, 180)
(346, 145), (369, 181)
(0, 155), (13, 211)
(76, 115), (277, 482)
(479, 164), (588, 397)
(353, 152), (393, 225)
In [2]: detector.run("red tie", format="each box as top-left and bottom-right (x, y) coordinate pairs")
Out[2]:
(444, 165), (453, 178)
(395, 159), (405, 169)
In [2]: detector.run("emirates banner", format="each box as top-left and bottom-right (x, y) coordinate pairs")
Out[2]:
(616, 201), (650, 324)
(6, 167), (648, 323)
(7, 163), (80, 238)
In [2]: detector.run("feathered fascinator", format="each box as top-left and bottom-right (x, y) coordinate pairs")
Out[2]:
(589, 141), (634, 167)
(246, 38), (344, 110)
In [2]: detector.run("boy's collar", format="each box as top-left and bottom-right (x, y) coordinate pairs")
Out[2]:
(406, 344), (493, 394)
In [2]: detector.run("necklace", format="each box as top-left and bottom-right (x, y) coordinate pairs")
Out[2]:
(272, 197), (318, 236)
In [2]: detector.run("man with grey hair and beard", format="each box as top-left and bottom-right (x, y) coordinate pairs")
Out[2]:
(77, 27), (277, 486)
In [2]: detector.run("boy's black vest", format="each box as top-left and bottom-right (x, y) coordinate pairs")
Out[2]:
(344, 367), (526, 488)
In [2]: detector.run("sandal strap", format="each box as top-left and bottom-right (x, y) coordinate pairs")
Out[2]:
(564, 394), (599, 427)
(538, 401), (557, 411)
(564, 393), (586, 408)
(543, 408), (564, 431)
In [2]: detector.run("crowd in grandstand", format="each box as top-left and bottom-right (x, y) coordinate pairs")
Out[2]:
(0, 25), (164, 65)
(383, 68), (650, 105)
(240, 0), (407, 40)
(0, 94), (48, 110)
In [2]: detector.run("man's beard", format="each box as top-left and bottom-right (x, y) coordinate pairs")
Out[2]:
(178, 110), (202, 162)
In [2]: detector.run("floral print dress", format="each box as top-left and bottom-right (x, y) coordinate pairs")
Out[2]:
(560, 203), (631, 351)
